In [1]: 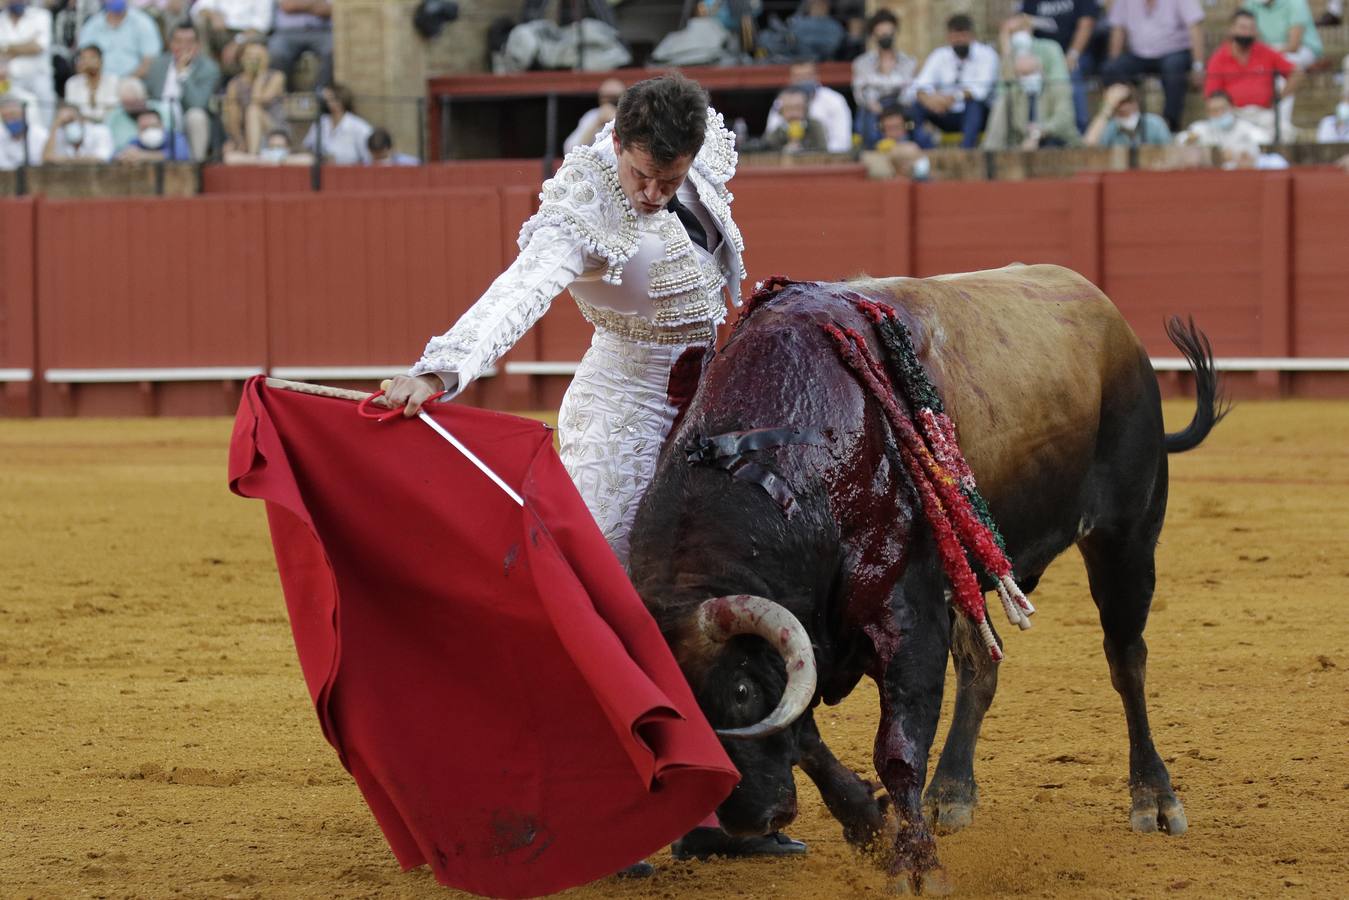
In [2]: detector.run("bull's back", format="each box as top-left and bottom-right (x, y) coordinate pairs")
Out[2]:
(866, 264), (1150, 502)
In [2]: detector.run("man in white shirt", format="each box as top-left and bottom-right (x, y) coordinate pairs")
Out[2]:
(1181, 90), (1266, 167)
(1316, 94), (1349, 143)
(0, 93), (46, 169)
(43, 102), (115, 162)
(65, 44), (121, 122)
(563, 77), (625, 153)
(0, 2), (54, 115)
(910, 13), (1000, 148)
(763, 61), (854, 153)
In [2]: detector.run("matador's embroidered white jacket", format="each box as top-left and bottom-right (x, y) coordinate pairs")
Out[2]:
(410, 112), (745, 394)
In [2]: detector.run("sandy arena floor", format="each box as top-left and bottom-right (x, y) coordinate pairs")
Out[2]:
(1, 400), (1346, 899)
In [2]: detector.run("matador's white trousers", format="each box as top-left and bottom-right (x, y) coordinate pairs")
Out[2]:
(557, 328), (710, 569)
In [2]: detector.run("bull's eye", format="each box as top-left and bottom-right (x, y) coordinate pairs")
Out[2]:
(734, 682), (750, 705)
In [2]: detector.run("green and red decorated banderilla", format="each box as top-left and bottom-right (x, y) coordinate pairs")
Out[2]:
(824, 293), (1034, 661)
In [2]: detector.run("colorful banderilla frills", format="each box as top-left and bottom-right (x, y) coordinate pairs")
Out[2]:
(823, 293), (1034, 661)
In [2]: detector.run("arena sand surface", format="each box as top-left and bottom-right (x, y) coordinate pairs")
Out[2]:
(1, 401), (1346, 900)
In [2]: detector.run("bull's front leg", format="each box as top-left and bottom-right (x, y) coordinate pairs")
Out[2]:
(871, 575), (953, 895)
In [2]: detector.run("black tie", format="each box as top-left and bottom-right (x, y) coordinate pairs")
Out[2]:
(665, 194), (709, 252)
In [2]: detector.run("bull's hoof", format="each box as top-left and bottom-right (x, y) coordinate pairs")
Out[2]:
(1129, 788), (1188, 836)
(922, 782), (977, 835)
(889, 866), (955, 896)
(841, 781), (893, 850)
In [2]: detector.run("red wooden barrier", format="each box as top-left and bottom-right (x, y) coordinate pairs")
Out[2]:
(35, 196), (269, 415)
(0, 199), (35, 416)
(5, 168), (1347, 417)
(200, 161), (545, 196)
(200, 165), (310, 194)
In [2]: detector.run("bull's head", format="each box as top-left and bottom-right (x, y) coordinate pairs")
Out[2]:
(680, 594), (817, 835)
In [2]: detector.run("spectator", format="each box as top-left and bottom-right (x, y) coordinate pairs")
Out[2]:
(860, 105), (928, 179)
(42, 101), (114, 161)
(910, 14), (1000, 149)
(983, 51), (1081, 150)
(145, 22), (220, 161)
(1000, 16), (1073, 98)
(105, 76), (163, 149)
(851, 10), (917, 149)
(0, 1), (54, 115)
(755, 86), (829, 152)
(1316, 91), (1349, 143)
(0, 93), (45, 168)
(224, 126), (314, 165)
(788, 0), (846, 62)
(191, 0), (273, 74)
(65, 45), (120, 123)
(78, 0), (162, 80)
(1205, 11), (1298, 142)
(1084, 81), (1172, 145)
(222, 40), (286, 155)
(563, 77), (623, 153)
(1245, 0), (1320, 71)
(1102, 0), (1205, 132)
(303, 82), (373, 165)
(1180, 90), (1266, 166)
(764, 60), (853, 152)
(114, 105), (189, 159)
(52, 0), (103, 91)
(368, 127), (419, 166)
(269, 0), (333, 90)
(1015, 0), (1101, 132)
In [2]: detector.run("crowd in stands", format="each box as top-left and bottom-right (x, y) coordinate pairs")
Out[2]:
(0, 0), (422, 170)
(587, 0), (1347, 175)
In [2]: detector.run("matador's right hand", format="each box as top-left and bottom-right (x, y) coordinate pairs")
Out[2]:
(378, 374), (444, 417)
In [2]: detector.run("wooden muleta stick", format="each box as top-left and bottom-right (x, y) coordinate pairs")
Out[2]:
(265, 377), (373, 402)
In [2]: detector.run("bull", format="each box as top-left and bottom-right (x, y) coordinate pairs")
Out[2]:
(627, 264), (1225, 893)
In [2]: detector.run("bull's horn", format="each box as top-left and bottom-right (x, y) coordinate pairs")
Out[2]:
(695, 595), (818, 740)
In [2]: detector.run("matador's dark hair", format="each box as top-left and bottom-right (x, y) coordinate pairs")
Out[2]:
(614, 74), (708, 166)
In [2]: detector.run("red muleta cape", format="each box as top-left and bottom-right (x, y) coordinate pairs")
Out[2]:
(228, 377), (738, 898)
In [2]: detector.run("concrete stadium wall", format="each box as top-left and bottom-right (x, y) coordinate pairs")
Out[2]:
(2, 168), (1347, 416)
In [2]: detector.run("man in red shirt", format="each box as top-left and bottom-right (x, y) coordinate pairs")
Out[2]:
(1204, 10), (1299, 111)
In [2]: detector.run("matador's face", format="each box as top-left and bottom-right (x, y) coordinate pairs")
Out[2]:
(612, 134), (694, 217)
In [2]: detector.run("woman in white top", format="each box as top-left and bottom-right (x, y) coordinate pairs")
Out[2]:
(303, 82), (373, 165)
(851, 10), (917, 148)
(64, 44), (121, 123)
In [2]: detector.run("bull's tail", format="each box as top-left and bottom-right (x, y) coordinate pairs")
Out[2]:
(1162, 315), (1230, 454)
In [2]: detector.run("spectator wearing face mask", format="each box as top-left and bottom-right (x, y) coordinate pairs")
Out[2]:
(0, 2), (54, 115)
(910, 14), (1000, 149)
(1205, 11), (1300, 143)
(1180, 90), (1267, 167)
(78, 0), (162, 80)
(1015, 0), (1101, 133)
(145, 22), (220, 161)
(105, 76), (164, 150)
(65, 45), (120, 123)
(303, 82), (374, 165)
(1101, 0), (1205, 133)
(563, 78), (624, 153)
(983, 51), (1081, 150)
(224, 126), (315, 165)
(1084, 82), (1172, 146)
(42, 102), (114, 162)
(764, 60), (854, 152)
(115, 106), (190, 159)
(752, 86), (829, 153)
(1316, 93), (1349, 143)
(851, 10), (917, 149)
(0, 93), (44, 169)
(223, 40), (286, 156)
